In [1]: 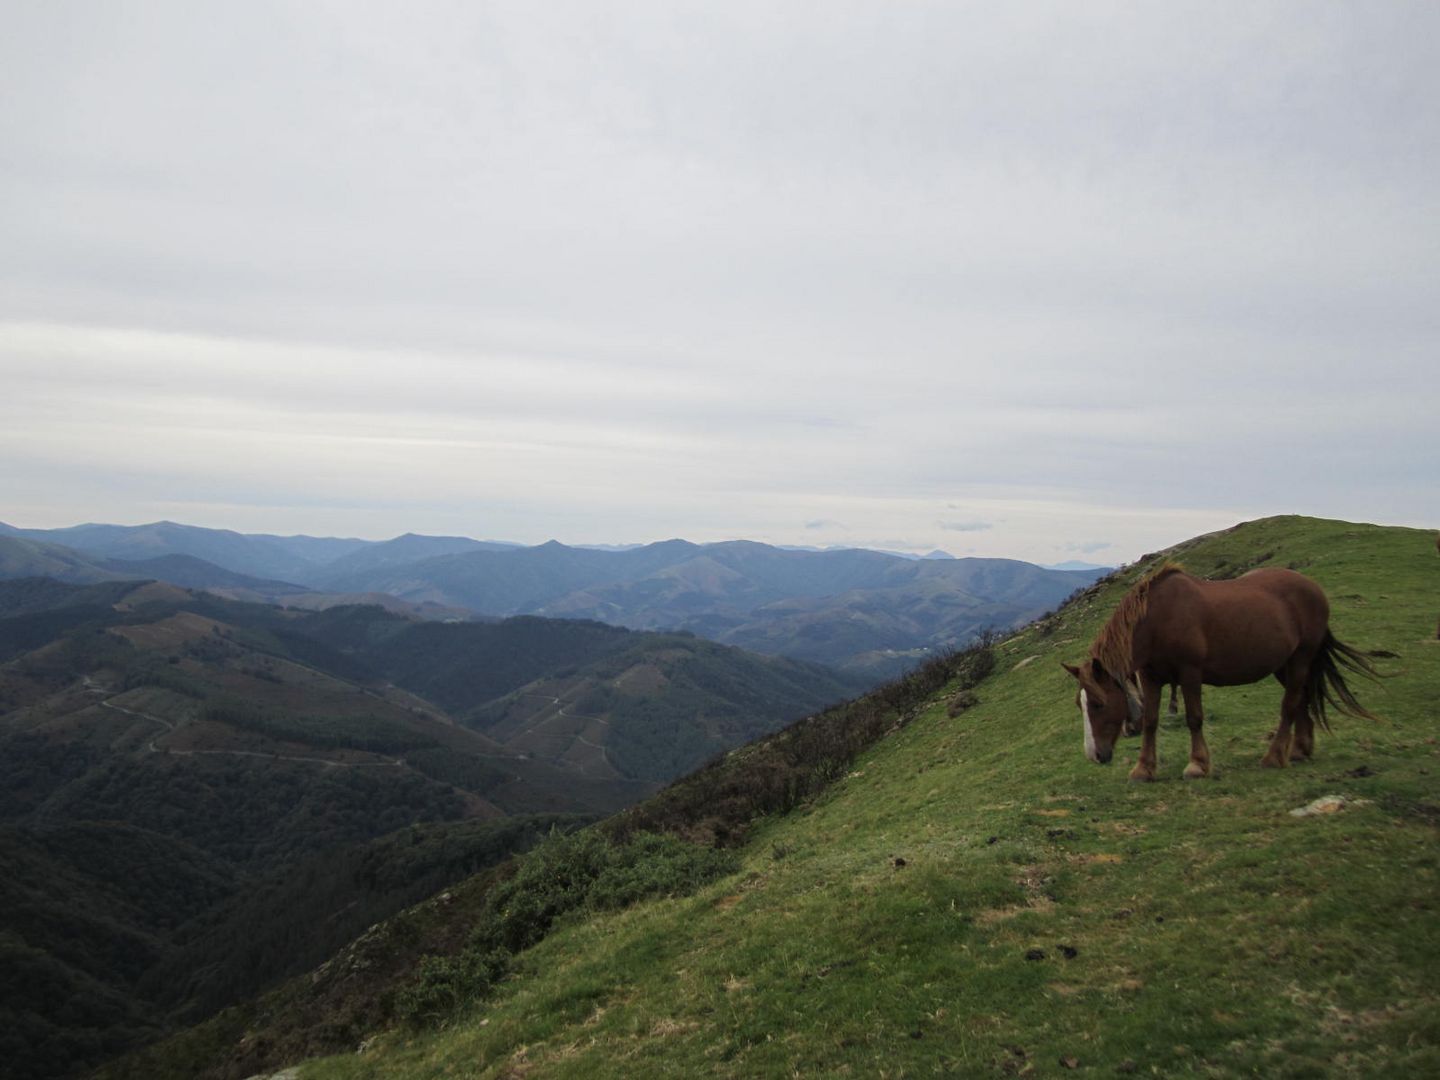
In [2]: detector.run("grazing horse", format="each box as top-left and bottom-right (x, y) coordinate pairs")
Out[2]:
(1062, 563), (1378, 781)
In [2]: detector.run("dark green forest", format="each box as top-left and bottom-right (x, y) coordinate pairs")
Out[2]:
(0, 578), (854, 1078)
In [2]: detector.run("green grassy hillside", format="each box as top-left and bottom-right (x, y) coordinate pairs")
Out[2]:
(122, 517), (1440, 1078)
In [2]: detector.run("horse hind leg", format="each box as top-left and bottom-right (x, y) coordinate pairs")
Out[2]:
(1290, 673), (1316, 762)
(1290, 711), (1316, 762)
(1261, 665), (1308, 768)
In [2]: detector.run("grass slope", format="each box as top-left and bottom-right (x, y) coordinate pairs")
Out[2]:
(291, 516), (1438, 1078)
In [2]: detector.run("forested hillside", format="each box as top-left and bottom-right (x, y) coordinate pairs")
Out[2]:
(0, 580), (850, 1078)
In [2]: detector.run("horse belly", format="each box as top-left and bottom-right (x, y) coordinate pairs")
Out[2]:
(1197, 601), (1301, 686)
(1202, 650), (1292, 687)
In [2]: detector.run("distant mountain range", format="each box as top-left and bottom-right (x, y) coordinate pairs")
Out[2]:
(0, 521), (1107, 680)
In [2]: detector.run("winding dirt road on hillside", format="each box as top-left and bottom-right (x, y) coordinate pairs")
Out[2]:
(512, 692), (615, 776)
(516, 692), (611, 725)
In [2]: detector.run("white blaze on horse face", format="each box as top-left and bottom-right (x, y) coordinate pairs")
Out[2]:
(1080, 688), (1099, 763)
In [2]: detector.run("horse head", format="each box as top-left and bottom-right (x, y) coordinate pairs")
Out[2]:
(1061, 657), (1139, 764)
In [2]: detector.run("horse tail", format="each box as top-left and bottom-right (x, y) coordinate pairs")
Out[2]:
(1306, 631), (1382, 731)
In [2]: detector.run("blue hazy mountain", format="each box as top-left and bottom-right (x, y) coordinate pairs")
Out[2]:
(4, 521), (1104, 680)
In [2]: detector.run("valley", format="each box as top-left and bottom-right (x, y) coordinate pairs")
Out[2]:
(0, 576), (851, 1078)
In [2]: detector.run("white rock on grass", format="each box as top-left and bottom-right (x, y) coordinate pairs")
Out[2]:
(1289, 794), (1369, 817)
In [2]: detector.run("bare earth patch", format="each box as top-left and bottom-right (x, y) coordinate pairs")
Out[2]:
(1072, 853), (1124, 866)
(976, 865), (1059, 924)
(650, 1017), (699, 1037)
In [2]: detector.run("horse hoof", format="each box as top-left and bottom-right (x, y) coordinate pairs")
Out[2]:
(1128, 769), (1157, 784)
(1259, 755), (1287, 769)
(1183, 764), (1209, 780)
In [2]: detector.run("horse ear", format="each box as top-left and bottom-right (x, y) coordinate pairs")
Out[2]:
(1061, 662), (1080, 678)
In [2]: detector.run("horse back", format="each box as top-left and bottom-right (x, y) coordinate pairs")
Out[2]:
(1140, 568), (1329, 686)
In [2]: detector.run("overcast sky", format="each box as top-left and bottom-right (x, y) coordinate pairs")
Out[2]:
(2, 2), (1436, 564)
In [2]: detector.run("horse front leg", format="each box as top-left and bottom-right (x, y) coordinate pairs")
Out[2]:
(1128, 674), (1163, 783)
(1180, 674), (1210, 779)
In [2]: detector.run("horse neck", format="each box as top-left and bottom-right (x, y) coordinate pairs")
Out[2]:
(1094, 608), (1143, 680)
(1127, 627), (1152, 674)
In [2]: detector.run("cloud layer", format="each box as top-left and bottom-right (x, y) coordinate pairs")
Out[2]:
(2, 2), (1436, 562)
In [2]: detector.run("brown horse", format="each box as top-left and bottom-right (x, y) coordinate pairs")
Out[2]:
(1062, 563), (1378, 781)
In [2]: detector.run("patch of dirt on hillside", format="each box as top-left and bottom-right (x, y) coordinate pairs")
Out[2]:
(976, 864), (1058, 925)
(1096, 821), (1148, 837)
(649, 1017), (699, 1037)
(1071, 853), (1124, 866)
(109, 611), (223, 649)
(613, 662), (668, 694)
(112, 582), (192, 610)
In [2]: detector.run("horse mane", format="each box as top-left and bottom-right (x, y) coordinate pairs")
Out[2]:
(1090, 561), (1186, 678)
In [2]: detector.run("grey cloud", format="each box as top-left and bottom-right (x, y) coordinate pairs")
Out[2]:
(1, 3), (1437, 560)
(938, 520), (994, 533)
